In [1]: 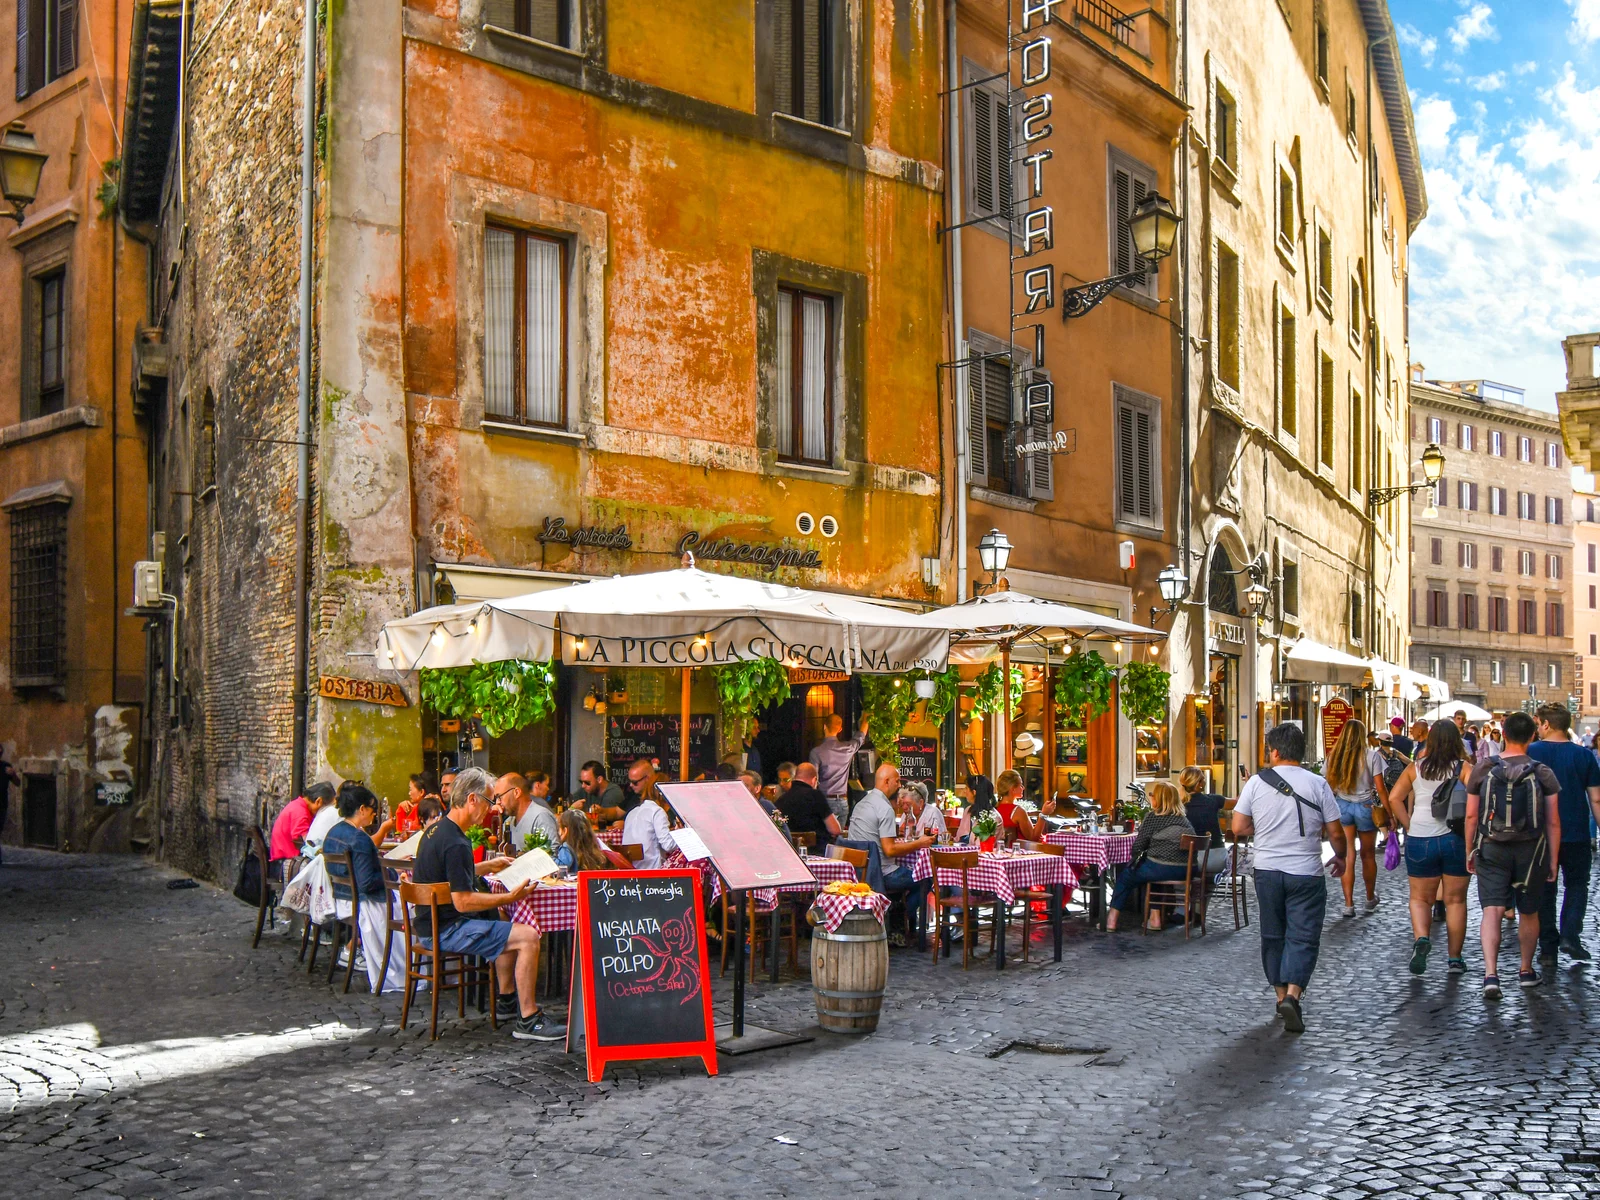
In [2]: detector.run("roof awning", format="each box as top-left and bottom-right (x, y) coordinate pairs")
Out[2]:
(1284, 638), (1375, 686)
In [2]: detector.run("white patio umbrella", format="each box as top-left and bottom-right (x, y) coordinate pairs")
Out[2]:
(1419, 700), (1493, 723)
(906, 590), (1168, 770)
(376, 563), (949, 779)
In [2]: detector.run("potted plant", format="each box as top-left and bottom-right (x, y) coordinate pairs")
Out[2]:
(466, 824), (492, 863)
(971, 810), (1000, 852)
(522, 829), (552, 855)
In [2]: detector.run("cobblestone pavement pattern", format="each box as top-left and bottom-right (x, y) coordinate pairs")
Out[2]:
(4, 849), (1600, 1198)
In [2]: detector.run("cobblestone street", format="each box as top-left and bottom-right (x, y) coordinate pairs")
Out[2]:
(5, 848), (1600, 1198)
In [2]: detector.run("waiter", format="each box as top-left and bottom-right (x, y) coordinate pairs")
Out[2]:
(808, 713), (870, 828)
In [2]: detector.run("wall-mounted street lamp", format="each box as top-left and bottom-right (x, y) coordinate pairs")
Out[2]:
(0, 122), (47, 225)
(1148, 561), (1188, 623)
(1368, 441), (1446, 514)
(1242, 580), (1271, 620)
(1062, 192), (1182, 320)
(976, 527), (1013, 594)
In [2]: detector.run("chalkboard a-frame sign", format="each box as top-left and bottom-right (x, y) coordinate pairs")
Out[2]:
(566, 869), (718, 1082)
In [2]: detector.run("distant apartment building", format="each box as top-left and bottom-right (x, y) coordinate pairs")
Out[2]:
(1575, 491), (1600, 736)
(1409, 372), (1574, 714)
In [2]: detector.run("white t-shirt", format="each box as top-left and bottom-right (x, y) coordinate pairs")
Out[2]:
(303, 805), (342, 856)
(1332, 748), (1386, 805)
(1407, 771), (1459, 840)
(1235, 765), (1341, 877)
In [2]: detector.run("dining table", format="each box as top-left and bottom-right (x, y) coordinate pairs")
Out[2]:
(907, 845), (1079, 968)
(1043, 830), (1138, 928)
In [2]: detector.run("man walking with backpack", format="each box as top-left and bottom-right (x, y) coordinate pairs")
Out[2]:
(1232, 722), (1347, 1033)
(1527, 702), (1600, 968)
(1465, 711), (1561, 997)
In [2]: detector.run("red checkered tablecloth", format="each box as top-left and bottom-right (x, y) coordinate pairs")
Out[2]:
(596, 825), (623, 846)
(702, 854), (859, 909)
(1043, 831), (1138, 871)
(808, 890), (891, 933)
(909, 848), (1078, 903)
(487, 879), (579, 933)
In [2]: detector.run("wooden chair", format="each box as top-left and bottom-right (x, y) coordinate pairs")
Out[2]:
(928, 848), (998, 969)
(1222, 830), (1251, 929)
(790, 831), (817, 852)
(320, 851), (363, 992)
(373, 875), (407, 995)
(1143, 834), (1212, 940)
(397, 881), (500, 1041)
(824, 844), (868, 880)
(621, 843), (646, 865)
(247, 825), (277, 949)
(1016, 840), (1067, 964)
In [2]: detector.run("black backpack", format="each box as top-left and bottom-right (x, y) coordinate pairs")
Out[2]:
(1380, 746), (1410, 792)
(1482, 761), (1543, 844)
(233, 849), (270, 907)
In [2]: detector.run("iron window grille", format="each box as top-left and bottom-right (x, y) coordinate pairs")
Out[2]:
(9, 500), (68, 687)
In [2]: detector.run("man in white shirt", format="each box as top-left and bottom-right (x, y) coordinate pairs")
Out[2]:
(1233, 722), (1347, 1033)
(620, 758), (677, 869)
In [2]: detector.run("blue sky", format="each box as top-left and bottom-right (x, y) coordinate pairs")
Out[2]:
(1389, 0), (1600, 411)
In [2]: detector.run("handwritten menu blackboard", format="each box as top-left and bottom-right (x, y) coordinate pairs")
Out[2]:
(897, 735), (938, 784)
(607, 713), (718, 780)
(568, 869), (717, 1082)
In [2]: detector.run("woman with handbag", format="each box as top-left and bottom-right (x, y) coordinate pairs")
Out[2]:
(1385, 719), (1473, 976)
(1326, 719), (1386, 917)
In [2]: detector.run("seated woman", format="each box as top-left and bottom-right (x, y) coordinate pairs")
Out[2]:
(1106, 781), (1196, 931)
(993, 769), (1056, 845)
(322, 783), (407, 992)
(1177, 766), (1232, 876)
(555, 808), (628, 871)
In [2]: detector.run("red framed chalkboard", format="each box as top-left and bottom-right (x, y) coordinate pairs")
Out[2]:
(566, 868), (717, 1083)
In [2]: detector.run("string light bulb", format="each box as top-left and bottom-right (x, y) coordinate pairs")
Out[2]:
(430, 627), (445, 648)
(467, 619), (478, 635)
(574, 637), (587, 651)
(695, 634), (709, 649)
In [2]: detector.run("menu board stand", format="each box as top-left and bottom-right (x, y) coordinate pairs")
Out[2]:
(658, 780), (817, 1056)
(564, 868), (718, 1083)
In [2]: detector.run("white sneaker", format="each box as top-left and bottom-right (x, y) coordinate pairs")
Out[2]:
(1365, 895), (1379, 913)
(1341, 905), (1356, 918)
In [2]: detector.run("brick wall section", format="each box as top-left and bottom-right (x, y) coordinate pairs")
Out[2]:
(148, 0), (315, 879)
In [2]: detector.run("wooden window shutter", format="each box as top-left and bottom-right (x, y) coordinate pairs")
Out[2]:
(1026, 370), (1052, 500)
(54, 0), (76, 74)
(483, 0), (517, 30)
(971, 86), (997, 217)
(16, 0), (30, 99)
(1112, 166), (1134, 275)
(1114, 389), (1155, 524)
(965, 353), (988, 483)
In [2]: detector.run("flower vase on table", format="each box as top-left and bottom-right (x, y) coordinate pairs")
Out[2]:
(971, 812), (1000, 854)
(466, 825), (491, 863)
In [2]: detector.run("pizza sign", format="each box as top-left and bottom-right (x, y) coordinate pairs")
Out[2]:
(1321, 697), (1355, 757)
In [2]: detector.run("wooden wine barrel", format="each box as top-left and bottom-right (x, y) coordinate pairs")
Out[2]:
(810, 909), (888, 1034)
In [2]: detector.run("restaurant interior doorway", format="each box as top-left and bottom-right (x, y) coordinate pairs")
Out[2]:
(750, 680), (850, 778)
(1209, 654), (1239, 795)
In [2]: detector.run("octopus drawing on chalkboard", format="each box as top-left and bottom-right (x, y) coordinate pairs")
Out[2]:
(625, 908), (703, 1005)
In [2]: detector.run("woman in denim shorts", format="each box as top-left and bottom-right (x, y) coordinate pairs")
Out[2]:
(1326, 719), (1387, 917)
(1386, 719), (1472, 976)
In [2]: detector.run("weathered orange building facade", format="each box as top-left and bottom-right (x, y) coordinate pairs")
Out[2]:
(1, 0), (148, 854)
(123, 0), (951, 875)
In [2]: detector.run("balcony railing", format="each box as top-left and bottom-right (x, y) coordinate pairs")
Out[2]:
(1076, 0), (1136, 48)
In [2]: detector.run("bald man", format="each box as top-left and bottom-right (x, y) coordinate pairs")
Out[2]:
(778, 761), (841, 849)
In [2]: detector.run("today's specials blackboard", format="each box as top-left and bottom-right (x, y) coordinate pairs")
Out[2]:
(606, 713), (718, 780)
(568, 868), (717, 1082)
(896, 735), (938, 784)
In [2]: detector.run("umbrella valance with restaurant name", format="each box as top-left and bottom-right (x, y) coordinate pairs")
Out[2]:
(377, 566), (947, 673)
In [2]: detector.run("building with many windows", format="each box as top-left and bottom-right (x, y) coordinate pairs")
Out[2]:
(1169, 0), (1424, 784)
(1409, 373), (1573, 715)
(1574, 489), (1600, 738)
(1, 0), (148, 855)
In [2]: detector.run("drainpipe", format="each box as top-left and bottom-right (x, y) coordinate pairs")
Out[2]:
(290, 0), (316, 801)
(1365, 37), (1384, 682)
(947, 0), (968, 603)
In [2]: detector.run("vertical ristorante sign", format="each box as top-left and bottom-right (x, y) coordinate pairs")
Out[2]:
(1013, 0), (1057, 432)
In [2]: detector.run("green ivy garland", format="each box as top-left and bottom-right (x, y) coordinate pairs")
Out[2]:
(859, 674), (919, 765)
(711, 658), (792, 739)
(1120, 660), (1171, 727)
(419, 659), (559, 738)
(1053, 650), (1118, 726)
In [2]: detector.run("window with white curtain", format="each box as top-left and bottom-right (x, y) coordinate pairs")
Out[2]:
(484, 225), (566, 428)
(775, 286), (834, 465)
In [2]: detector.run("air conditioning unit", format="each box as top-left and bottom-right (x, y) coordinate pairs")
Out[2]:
(133, 561), (164, 607)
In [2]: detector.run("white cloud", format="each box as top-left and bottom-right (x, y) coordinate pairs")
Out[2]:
(1514, 60), (1539, 75)
(1468, 71), (1507, 92)
(1570, 0), (1600, 43)
(1398, 22), (1438, 67)
(1406, 72), (1600, 408)
(1448, 3), (1498, 52)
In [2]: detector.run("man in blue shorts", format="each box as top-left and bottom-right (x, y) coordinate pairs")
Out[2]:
(414, 767), (556, 1039)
